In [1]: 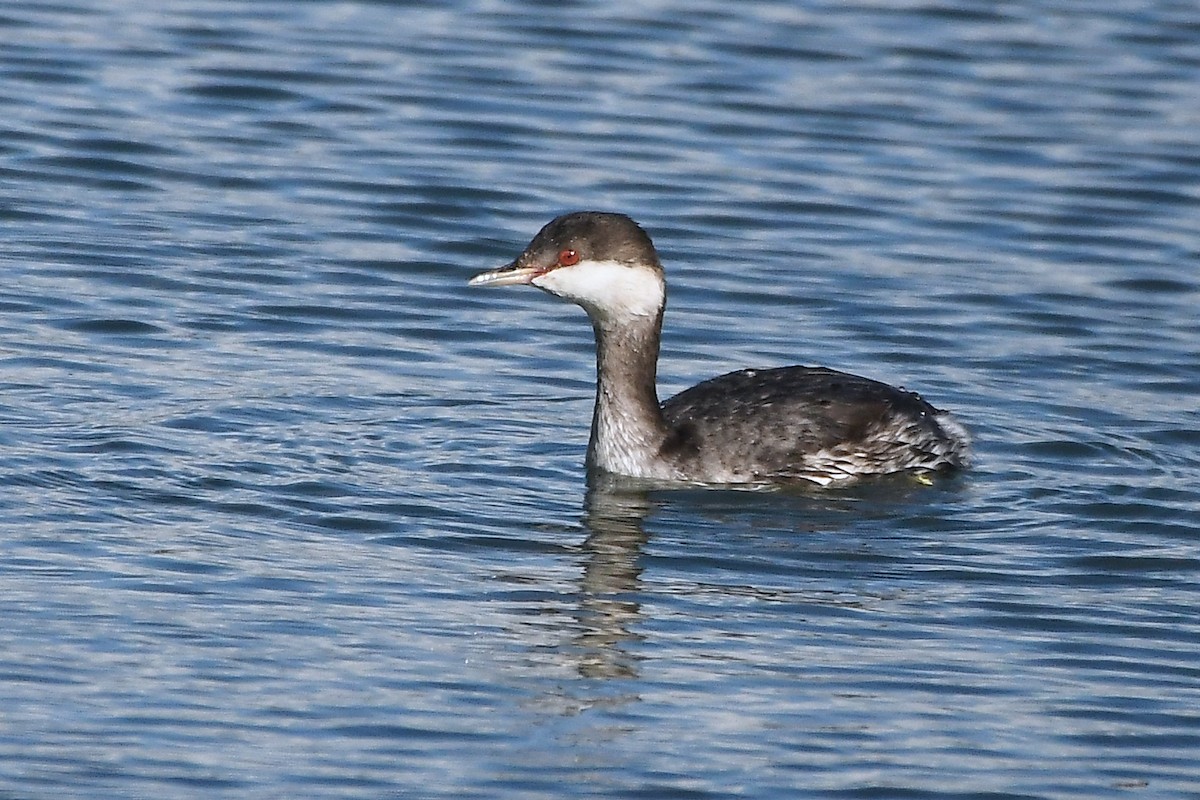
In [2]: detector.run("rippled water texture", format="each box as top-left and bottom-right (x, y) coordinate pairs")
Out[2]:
(2, 1), (1199, 798)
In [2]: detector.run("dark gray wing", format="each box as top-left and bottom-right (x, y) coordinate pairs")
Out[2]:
(659, 366), (948, 479)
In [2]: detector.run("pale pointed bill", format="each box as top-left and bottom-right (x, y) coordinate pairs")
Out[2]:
(468, 262), (543, 287)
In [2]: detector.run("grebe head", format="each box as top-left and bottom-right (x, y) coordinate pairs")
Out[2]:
(469, 211), (665, 324)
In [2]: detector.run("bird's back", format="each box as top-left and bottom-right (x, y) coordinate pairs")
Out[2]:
(658, 365), (968, 485)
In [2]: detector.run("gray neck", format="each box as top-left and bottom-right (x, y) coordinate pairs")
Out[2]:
(586, 312), (672, 477)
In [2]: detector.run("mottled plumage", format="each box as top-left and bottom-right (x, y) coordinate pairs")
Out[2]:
(660, 366), (968, 485)
(470, 211), (968, 487)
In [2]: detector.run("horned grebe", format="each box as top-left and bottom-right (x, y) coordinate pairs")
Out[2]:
(469, 211), (969, 486)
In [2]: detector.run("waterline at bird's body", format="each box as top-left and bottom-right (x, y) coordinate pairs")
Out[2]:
(469, 211), (968, 487)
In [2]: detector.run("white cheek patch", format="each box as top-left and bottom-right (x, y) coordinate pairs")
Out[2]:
(532, 259), (664, 321)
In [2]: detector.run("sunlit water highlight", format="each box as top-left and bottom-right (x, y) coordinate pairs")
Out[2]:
(2, 1), (1198, 798)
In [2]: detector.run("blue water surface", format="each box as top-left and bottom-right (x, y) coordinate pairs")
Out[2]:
(2, 1), (1198, 798)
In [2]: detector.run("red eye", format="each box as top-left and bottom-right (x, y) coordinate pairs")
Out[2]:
(558, 248), (580, 266)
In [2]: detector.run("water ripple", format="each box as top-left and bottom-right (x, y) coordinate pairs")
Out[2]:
(2, 0), (1199, 798)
